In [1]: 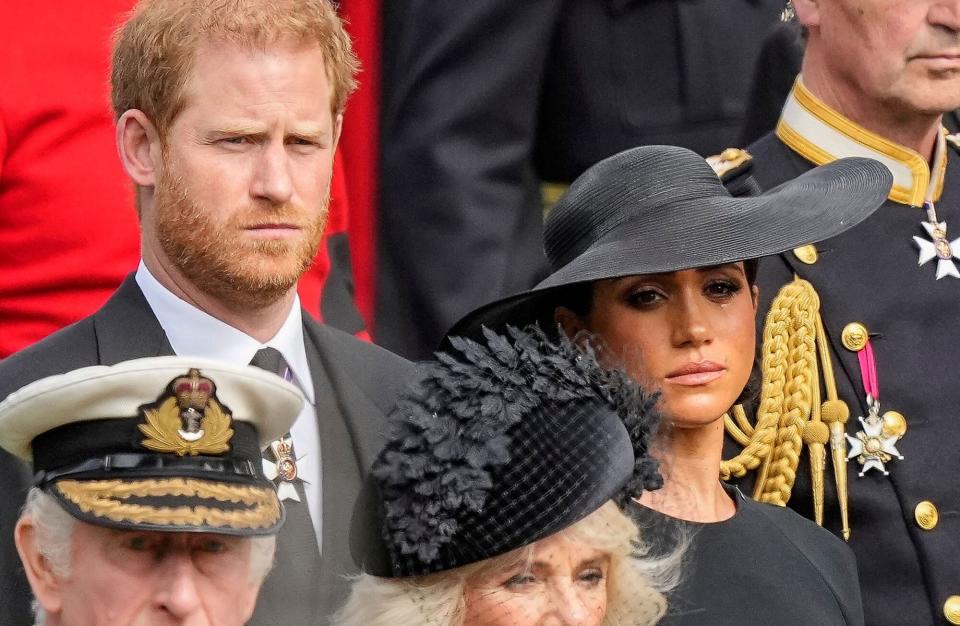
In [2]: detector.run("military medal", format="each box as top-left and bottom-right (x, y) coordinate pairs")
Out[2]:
(913, 202), (960, 279)
(263, 435), (302, 501)
(843, 336), (905, 476)
(847, 396), (904, 476)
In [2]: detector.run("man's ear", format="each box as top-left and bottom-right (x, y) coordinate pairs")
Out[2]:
(554, 307), (586, 340)
(117, 109), (163, 189)
(332, 112), (344, 151)
(15, 515), (65, 616)
(790, 0), (820, 28)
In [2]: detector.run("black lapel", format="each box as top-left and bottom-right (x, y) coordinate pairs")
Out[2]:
(93, 274), (175, 363)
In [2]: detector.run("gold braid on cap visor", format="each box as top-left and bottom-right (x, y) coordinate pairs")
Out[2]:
(55, 478), (280, 530)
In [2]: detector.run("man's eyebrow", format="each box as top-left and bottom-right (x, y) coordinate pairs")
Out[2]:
(206, 122), (268, 135)
(204, 123), (329, 140)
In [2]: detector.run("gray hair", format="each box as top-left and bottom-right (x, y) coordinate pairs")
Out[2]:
(334, 500), (685, 626)
(21, 487), (277, 624)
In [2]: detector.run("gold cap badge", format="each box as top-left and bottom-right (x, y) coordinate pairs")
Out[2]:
(138, 369), (234, 456)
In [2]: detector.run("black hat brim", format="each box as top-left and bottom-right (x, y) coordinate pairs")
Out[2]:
(449, 156), (891, 339)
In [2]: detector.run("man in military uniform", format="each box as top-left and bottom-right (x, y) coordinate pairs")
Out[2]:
(718, 1), (960, 624)
(0, 357), (303, 625)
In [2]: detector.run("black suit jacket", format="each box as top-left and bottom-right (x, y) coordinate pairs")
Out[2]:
(0, 275), (415, 625)
(738, 133), (960, 626)
(376, 0), (784, 359)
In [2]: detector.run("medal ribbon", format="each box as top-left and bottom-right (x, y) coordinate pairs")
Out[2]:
(857, 338), (879, 405)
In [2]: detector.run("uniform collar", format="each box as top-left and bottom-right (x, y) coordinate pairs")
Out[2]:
(135, 262), (315, 403)
(777, 77), (949, 207)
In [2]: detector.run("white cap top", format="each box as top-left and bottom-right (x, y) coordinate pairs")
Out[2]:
(0, 356), (305, 461)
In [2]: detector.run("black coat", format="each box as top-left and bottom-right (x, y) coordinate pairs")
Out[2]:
(376, 0), (784, 359)
(0, 275), (416, 625)
(742, 132), (960, 626)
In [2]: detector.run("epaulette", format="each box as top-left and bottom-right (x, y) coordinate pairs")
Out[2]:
(707, 148), (761, 197)
(947, 132), (960, 154)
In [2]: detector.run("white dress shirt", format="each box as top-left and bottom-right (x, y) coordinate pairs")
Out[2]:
(136, 262), (323, 546)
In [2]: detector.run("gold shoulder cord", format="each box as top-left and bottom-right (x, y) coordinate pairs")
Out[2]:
(721, 277), (852, 539)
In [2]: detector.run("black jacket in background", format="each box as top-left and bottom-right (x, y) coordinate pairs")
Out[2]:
(376, 0), (784, 359)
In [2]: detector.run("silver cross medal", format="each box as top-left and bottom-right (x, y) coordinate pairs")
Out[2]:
(846, 396), (903, 477)
(263, 436), (302, 501)
(913, 202), (960, 279)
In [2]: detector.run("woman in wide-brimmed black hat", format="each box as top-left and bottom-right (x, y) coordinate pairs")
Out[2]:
(448, 145), (892, 625)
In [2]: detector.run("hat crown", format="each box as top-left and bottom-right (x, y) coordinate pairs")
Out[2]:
(544, 145), (729, 270)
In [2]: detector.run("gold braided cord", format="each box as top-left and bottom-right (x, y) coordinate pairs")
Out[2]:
(815, 313), (852, 539)
(721, 279), (822, 498)
(755, 282), (818, 505)
(719, 281), (797, 482)
(722, 277), (852, 535)
(724, 405), (752, 447)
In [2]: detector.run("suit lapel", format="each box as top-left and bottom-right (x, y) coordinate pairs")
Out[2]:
(93, 274), (174, 364)
(302, 320), (380, 614)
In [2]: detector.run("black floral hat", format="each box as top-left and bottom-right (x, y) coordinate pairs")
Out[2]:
(359, 325), (661, 578)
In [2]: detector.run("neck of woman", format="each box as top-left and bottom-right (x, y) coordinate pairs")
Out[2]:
(635, 417), (737, 523)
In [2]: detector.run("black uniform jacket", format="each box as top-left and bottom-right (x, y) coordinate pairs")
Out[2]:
(742, 81), (960, 626)
(377, 0), (784, 359)
(0, 275), (416, 626)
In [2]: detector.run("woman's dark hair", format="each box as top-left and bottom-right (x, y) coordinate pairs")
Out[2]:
(555, 258), (761, 317)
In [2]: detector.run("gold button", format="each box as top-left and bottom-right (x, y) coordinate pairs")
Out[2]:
(915, 501), (939, 531)
(792, 244), (819, 264)
(881, 411), (908, 438)
(945, 595), (960, 625)
(841, 322), (869, 352)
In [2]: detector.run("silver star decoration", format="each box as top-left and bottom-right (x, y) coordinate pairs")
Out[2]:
(913, 221), (960, 279)
(263, 438), (304, 502)
(263, 459), (301, 501)
(846, 415), (903, 477)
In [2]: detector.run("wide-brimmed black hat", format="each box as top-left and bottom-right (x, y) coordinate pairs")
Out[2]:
(449, 145), (892, 338)
(355, 326), (661, 578)
(0, 357), (304, 536)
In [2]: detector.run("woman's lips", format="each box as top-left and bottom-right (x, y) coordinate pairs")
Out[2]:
(664, 361), (726, 386)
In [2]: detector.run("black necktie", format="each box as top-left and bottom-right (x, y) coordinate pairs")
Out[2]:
(248, 347), (322, 619)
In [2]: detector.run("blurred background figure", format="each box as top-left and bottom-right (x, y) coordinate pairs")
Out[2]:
(373, 0), (784, 359)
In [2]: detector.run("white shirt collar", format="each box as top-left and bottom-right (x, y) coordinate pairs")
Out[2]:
(135, 262), (315, 403)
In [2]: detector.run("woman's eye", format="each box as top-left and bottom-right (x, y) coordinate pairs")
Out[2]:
(578, 568), (604, 586)
(705, 279), (742, 299)
(626, 289), (664, 308)
(504, 573), (536, 589)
